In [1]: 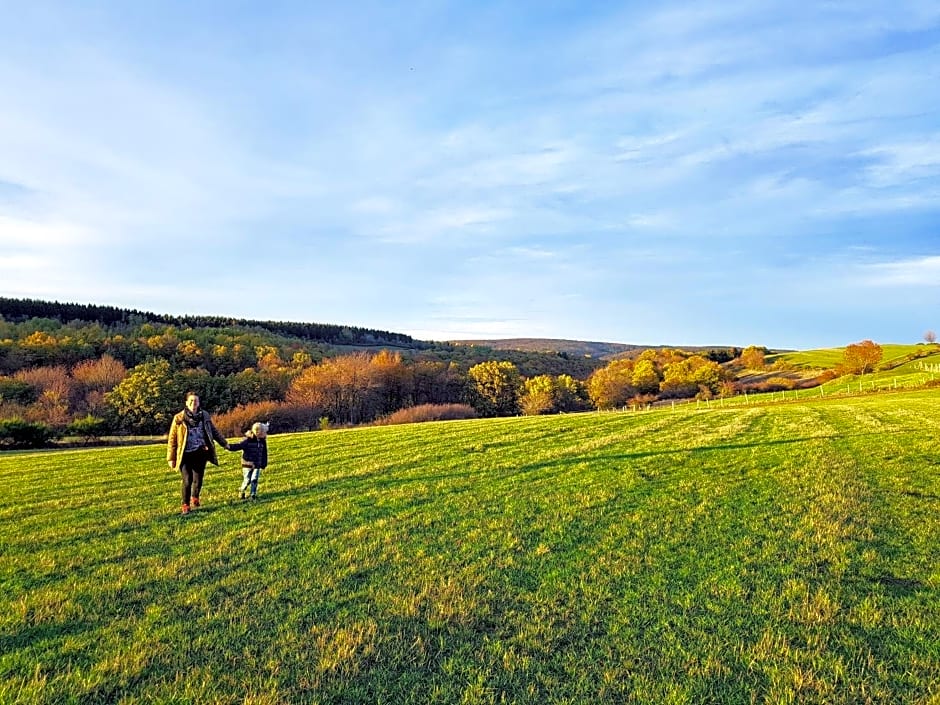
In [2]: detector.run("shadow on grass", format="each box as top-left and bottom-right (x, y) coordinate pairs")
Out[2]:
(873, 575), (927, 597)
(0, 619), (97, 657)
(899, 489), (940, 501)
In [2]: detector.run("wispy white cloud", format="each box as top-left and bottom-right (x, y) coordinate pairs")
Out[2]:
(860, 255), (940, 287)
(859, 136), (940, 187)
(0, 215), (93, 248)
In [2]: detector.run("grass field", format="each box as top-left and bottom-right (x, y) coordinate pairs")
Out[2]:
(711, 350), (940, 409)
(768, 343), (939, 371)
(2, 390), (939, 704)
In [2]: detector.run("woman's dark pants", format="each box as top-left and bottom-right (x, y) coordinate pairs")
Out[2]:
(180, 448), (209, 505)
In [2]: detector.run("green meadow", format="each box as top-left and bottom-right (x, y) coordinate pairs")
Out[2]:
(2, 390), (939, 704)
(722, 348), (940, 408)
(768, 343), (937, 370)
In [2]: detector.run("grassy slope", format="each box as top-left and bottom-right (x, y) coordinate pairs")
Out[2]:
(741, 347), (940, 404)
(769, 344), (939, 371)
(1, 392), (939, 704)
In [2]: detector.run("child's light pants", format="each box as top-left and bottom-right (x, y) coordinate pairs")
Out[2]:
(240, 467), (260, 496)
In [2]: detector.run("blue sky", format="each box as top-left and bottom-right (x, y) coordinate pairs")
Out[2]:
(1, 1), (938, 350)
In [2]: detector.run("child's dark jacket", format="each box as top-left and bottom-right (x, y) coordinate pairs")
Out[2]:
(229, 432), (268, 469)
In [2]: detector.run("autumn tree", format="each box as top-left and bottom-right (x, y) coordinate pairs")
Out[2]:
(842, 340), (883, 375)
(659, 359), (699, 399)
(176, 340), (204, 368)
(587, 359), (636, 410)
(412, 361), (467, 406)
(630, 358), (660, 394)
(14, 365), (75, 426)
(72, 354), (127, 415)
(740, 346), (766, 370)
(689, 357), (729, 396)
(520, 375), (556, 415)
(659, 356), (728, 399)
(640, 348), (686, 368)
(105, 358), (181, 433)
(72, 353), (126, 390)
(229, 368), (288, 408)
(145, 330), (179, 358)
(287, 353), (378, 424)
(255, 345), (285, 372)
(370, 350), (413, 415)
(290, 350), (313, 369)
(468, 361), (522, 416)
(554, 374), (589, 412)
(925, 330), (937, 345)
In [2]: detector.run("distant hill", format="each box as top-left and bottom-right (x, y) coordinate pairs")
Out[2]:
(1, 296), (782, 373)
(450, 339), (643, 360)
(450, 338), (746, 361)
(0, 297), (603, 378)
(0, 296), (421, 349)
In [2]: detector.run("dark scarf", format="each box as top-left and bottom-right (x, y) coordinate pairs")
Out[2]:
(183, 409), (205, 428)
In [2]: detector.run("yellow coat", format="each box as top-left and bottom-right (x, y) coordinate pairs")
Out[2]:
(166, 410), (228, 468)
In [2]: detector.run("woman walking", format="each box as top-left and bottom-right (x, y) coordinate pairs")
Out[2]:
(166, 391), (230, 515)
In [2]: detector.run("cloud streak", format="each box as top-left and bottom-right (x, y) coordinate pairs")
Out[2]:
(861, 255), (940, 287)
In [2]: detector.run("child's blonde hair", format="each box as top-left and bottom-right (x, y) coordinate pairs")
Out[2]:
(251, 422), (269, 436)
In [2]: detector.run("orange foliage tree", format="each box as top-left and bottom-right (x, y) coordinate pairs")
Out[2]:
(842, 340), (883, 374)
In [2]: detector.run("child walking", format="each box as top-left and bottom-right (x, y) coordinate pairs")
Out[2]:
(228, 422), (269, 500)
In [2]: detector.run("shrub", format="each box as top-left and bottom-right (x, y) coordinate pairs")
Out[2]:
(695, 386), (714, 401)
(812, 369), (840, 385)
(374, 404), (479, 426)
(215, 401), (278, 437)
(743, 377), (798, 394)
(0, 418), (56, 449)
(0, 377), (37, 405)
(268, 403), (322, 433)
(214, 401), (320, 437)
(767, 376), (797, 390)
(626, 394), (657, 410)
(66, 415), (111, 443)
(0, 400), (28, 420)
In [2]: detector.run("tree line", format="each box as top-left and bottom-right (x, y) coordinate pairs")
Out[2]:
(0, 296), (418, 349)
(0, 311), (765, 446)
(2, 298), (915, 449)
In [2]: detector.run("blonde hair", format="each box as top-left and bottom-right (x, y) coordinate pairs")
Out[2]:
(251, 422), (269, 436)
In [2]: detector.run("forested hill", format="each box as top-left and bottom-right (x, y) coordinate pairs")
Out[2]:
(0, 297), (419, 349)
(451, 338), (753, 361)
(0, 296), (606, 379)
(451, 338), (645, 360)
